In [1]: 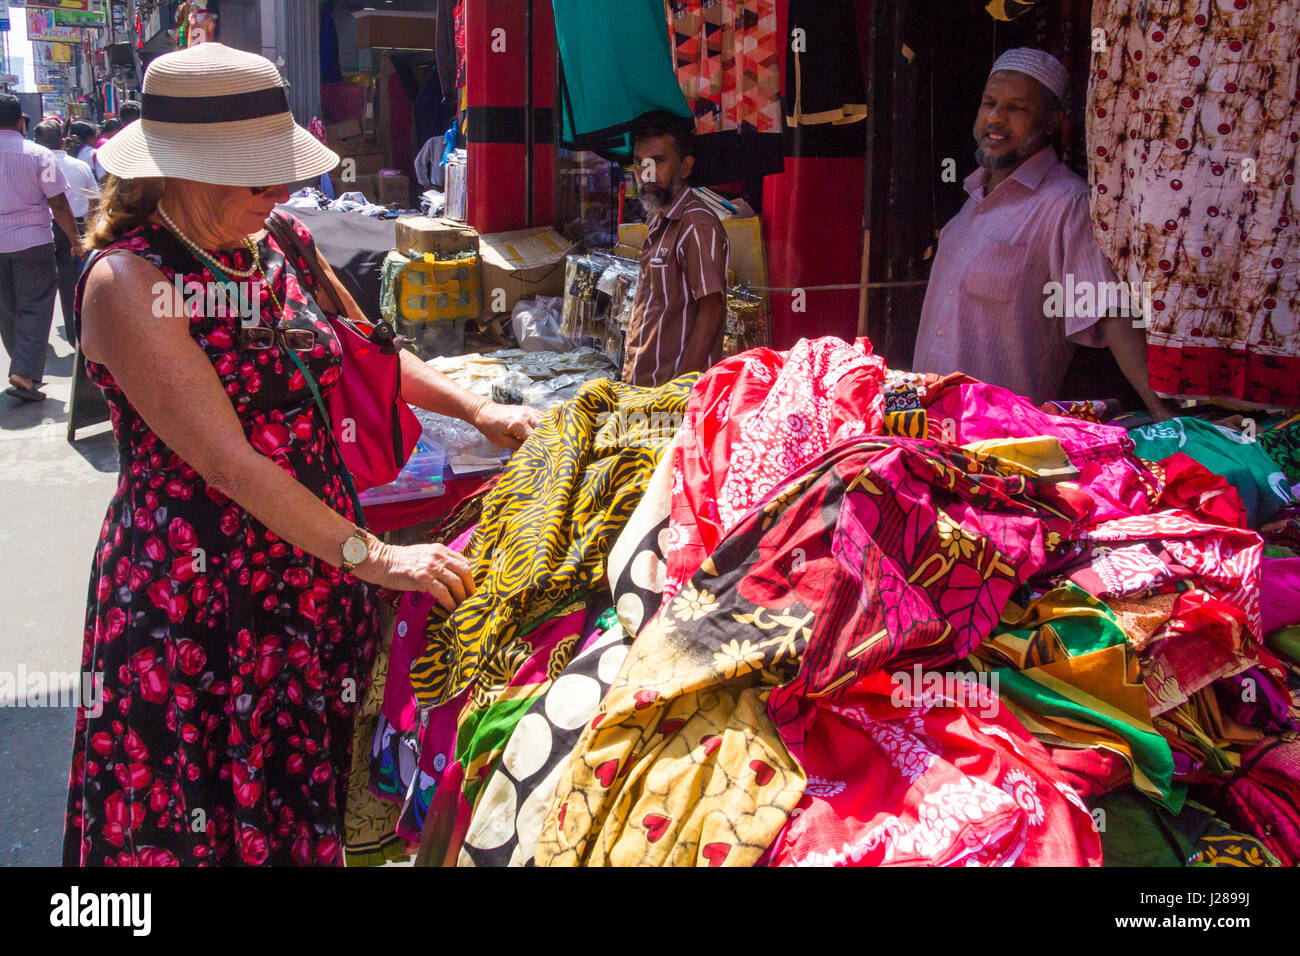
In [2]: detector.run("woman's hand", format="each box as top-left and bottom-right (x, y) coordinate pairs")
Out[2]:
(360, 541), (475, 611)
(472, 400), (541, 451)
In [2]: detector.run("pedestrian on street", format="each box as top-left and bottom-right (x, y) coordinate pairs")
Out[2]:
(32, 120), (99, 344)
(0, 94), (86, 403)
(66, 120), (106, 180)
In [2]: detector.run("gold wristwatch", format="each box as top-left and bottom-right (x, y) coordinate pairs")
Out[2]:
(339, 528), (371, 573)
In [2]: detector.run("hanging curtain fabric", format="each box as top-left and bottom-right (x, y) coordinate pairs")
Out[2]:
(552, 0), (692, 159)
(665, 0), (784, 181)
(1087, 0), (1300, 405)
(784, 0), (866, 129)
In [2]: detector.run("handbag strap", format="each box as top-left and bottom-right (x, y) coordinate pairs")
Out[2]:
(265, 210), (403, 354)
(200, 249), (370, 529)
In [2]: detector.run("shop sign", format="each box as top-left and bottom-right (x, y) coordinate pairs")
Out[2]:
(26, 0), (91, 11)
(27, 5), (83, 38)
(0, 74), (19, 86)
(52, 5), (103, 26)
(0, 0), (9, 33)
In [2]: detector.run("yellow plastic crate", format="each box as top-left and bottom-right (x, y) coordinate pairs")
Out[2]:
(398, 252), (481, 324)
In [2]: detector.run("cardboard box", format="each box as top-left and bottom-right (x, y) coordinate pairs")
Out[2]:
(325, 118), (362, 143)
(343, 174), (378, 200)
(353, 10), (438, 51)
(376, 173), (409, 206)
(335, 152), (386, 178)
(394, 216), (479, 258)
(477, 227), (575, 314)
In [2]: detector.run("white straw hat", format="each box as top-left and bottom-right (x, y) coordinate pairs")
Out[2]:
(97, 43), (339, 186)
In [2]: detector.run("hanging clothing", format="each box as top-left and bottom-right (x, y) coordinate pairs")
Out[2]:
(784, 0), (866, 128)
(553, 0), (692, 159)
(665, 0), (783, 181)
(1087, 0), (1300, 405)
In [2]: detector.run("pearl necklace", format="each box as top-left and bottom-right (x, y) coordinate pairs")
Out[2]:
(156, 201), (260, 279)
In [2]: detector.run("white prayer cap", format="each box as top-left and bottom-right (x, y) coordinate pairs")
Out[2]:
(988, 47), (1069, 102)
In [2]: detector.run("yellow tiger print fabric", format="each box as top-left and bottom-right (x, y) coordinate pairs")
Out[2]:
(409, 375), (696, 708)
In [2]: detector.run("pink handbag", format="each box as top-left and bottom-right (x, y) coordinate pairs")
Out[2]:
(265, 211), (421, 495)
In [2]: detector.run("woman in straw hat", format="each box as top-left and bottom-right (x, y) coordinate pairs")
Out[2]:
(63, 44), (539, 866)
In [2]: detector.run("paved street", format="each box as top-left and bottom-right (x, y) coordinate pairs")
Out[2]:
(0, 313), (119, 866)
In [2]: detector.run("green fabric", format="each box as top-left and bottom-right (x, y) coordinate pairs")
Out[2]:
(456, 692), (547, 808)
(995, 584), (1130, 657)
(1090, 789), (1280, 867)
(1266, 624), (1300, 665)
(553, 0), (691, 159)
(1130, 416), (1292, 526)
(994, 668), (1183, 812)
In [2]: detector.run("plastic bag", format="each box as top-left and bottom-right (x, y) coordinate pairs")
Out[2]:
(511, 296), (581, 352)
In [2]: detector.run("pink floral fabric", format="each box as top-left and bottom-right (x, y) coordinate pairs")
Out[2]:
(768, 670), (1102, 867)
(661, 335), (886, 610)
(63, 217), (379, 866)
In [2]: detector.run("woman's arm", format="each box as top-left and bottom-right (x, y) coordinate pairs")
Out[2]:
(309, 248), (541, 449)
(79, 251), (475, 609)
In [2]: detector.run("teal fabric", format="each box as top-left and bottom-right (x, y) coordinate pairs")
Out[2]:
(1130, 416), (1293, 526)
(553, 0), (691, 159)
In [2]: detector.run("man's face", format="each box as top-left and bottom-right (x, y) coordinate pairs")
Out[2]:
(632, 133), (693, 213)
(972, 71), (1060, 171)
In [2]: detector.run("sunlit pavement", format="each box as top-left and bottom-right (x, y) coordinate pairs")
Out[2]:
(0, 313), (118, 866)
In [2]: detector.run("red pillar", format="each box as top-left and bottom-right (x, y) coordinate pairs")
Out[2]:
(465, 0), (555, 234)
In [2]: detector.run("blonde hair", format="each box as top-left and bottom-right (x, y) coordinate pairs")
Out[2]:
(85, 175), (166, 250)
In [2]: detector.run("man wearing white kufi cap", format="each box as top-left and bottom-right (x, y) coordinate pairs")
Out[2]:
(912, 48), (1171, 418)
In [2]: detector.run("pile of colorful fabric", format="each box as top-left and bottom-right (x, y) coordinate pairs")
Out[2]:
(345, 336), (1300, 866)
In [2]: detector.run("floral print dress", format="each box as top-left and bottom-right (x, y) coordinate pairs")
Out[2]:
(63, 216), (380, 866)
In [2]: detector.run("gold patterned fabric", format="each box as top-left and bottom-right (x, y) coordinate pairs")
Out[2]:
(344, 605), (411, 866)
(409, 376), (695, 708)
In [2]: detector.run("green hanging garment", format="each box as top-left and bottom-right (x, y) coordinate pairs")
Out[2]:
(553, 0), (692, 160)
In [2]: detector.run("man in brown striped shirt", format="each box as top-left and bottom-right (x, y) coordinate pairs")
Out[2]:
(623, 111), (729, 388)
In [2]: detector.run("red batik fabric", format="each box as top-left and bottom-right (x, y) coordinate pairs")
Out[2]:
(661, 335), (886, 611)
(768, 670), (1102, 867)
(1051, 511), (1264, 637)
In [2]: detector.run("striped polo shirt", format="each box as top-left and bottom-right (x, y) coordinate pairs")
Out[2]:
(0, 129), (67, 254)
(623, 187), (729, 388)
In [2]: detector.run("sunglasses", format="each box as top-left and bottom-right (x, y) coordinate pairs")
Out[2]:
(239, 325), (317, 352)
(249, 185), (279, 196)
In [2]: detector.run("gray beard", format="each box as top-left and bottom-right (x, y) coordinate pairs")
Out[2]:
(639, 190), (664, 214)
(974, 130), (1048, 171)
(638, 179), (678, 215)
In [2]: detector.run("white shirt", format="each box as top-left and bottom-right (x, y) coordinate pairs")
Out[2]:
(76, 142), (105, 181)
(52, 150), (100, 219)
(0, 129), (67, 253)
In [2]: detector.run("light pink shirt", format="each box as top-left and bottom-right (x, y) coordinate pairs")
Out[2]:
(912, 146), (1118, 403)
(0, 130), (68, 254)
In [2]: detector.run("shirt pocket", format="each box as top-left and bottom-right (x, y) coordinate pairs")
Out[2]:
(958, 236), (1031, 308)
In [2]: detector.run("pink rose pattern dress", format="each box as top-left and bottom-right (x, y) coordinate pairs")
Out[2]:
(62, 215), (380, 866)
